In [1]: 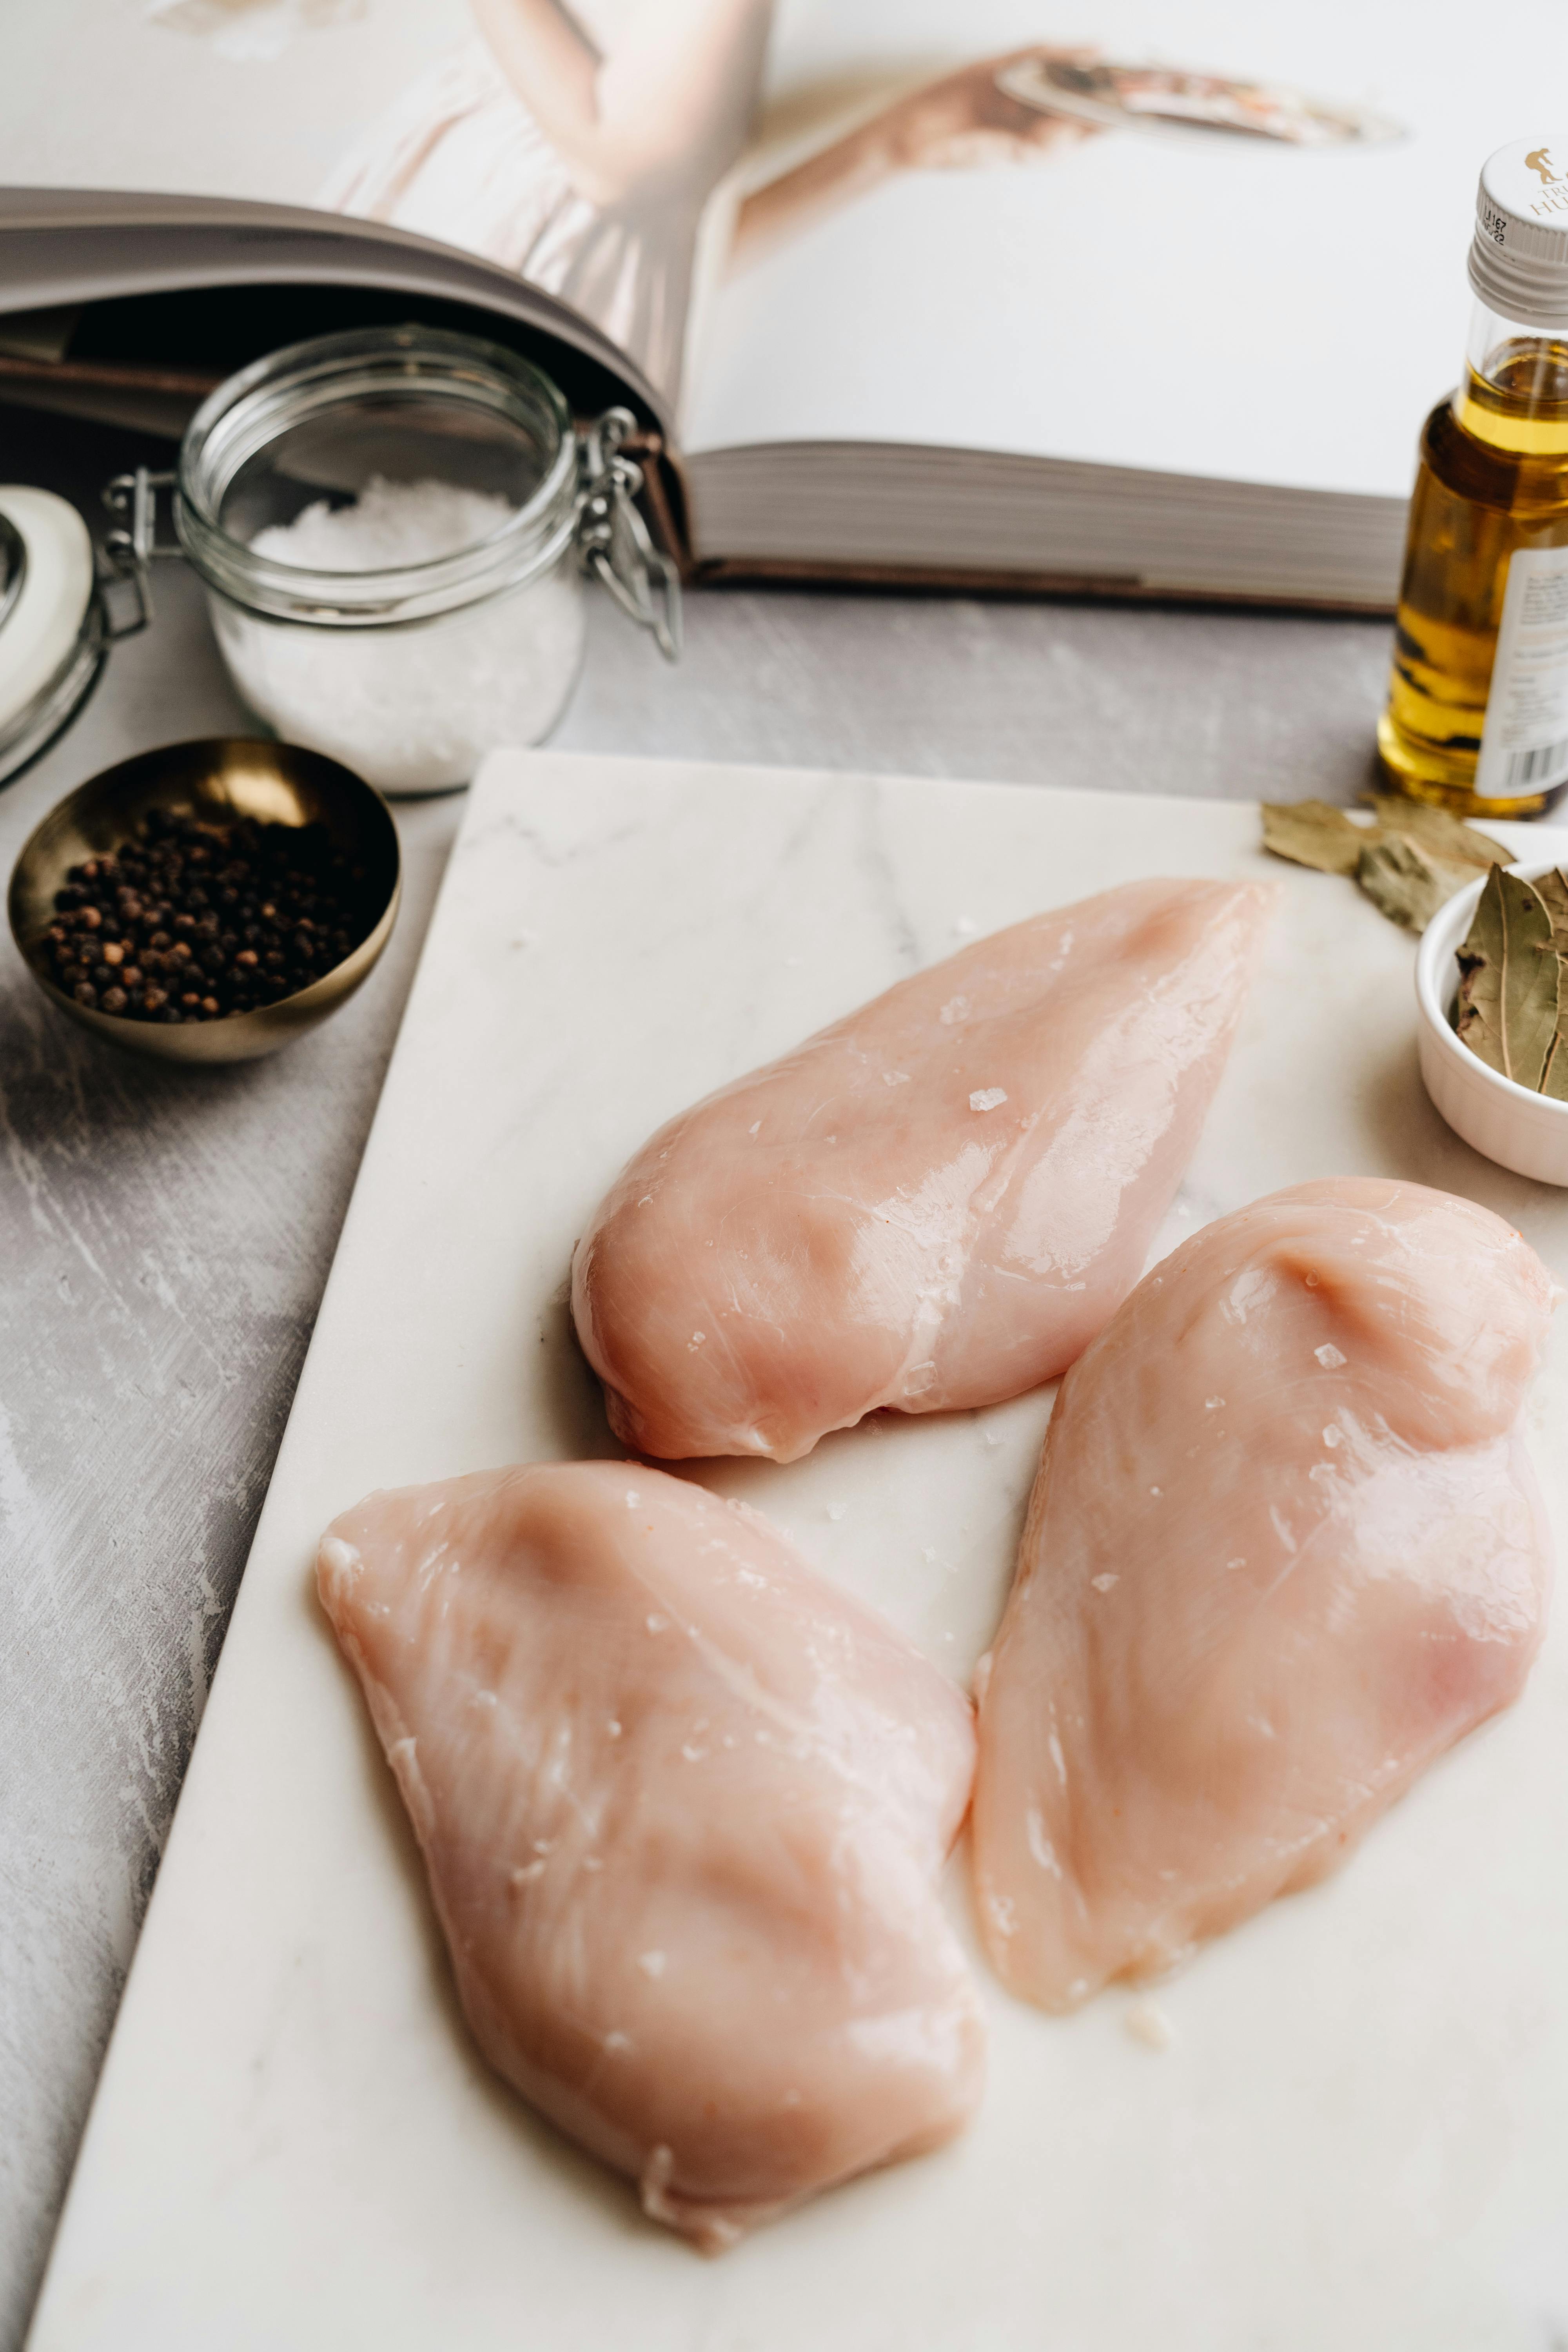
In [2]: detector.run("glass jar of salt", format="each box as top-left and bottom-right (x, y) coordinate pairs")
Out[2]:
(103, 326), (679, 796)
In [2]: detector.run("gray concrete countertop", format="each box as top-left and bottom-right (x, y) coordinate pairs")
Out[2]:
(0, 403), (1393, 2349)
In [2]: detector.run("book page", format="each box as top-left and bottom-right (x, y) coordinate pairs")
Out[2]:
(7, 1), (1562, 492)
(1, 0), (772, 410)
(682, 0), (1563, 496)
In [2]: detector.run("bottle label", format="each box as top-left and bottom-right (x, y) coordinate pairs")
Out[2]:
(1476, 545), (1568, 799)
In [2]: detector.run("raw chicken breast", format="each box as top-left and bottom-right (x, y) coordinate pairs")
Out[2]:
(972, 1178), (1556, 2011)
(318, 1460), (984, 2250)
(572, 878), (1275, 1463)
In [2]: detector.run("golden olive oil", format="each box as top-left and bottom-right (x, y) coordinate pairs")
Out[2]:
(1378, 138), (1568, 821)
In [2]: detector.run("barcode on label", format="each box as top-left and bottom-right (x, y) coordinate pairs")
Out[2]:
(1475, 545), (1568, 799)
(1501, 738), (1568, 790)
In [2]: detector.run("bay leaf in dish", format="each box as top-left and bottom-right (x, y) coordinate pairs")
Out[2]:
(1542, 1018), (1568, 1102)
(1364, 793), (1510, 872)
(1531, 864), (1568, 954)
(1537, 867), (1568, 1100)
(1454, 866), (1560, 1090)
(1356, 835), (1473, 933)
(1261, 799), (1376, 877)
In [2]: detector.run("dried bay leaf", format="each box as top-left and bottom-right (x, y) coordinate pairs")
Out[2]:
(1356, 835), (1473, 933)
(1530, 863), (1568, 953)
(1364, 792), (1509, 872)
(1532, 868), (1568, 1099)
(1454, 866), (1560, 1089)
(1261, 800), (1377, 877)
(1542, 1014), (1568, 1101)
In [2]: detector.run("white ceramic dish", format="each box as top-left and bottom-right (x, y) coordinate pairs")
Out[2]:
(1416, 858), (1568, 1186)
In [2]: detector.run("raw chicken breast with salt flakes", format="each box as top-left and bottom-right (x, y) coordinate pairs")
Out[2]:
(972, 1179), (1557, 2013)
(317, 1461), (984, 2252)
(573, 877), (1275, 1463)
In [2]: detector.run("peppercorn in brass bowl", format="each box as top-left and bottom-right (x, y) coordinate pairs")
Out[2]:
(7, 737), (400, 1063)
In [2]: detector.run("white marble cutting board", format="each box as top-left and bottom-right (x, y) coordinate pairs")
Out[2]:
(28, 754), (1568, 2352)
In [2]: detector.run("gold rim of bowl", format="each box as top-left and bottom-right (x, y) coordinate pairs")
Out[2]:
(7, 737), (401, 1064)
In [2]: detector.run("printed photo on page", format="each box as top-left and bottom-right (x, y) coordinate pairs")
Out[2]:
(2, 0), (1562, 488)
(3, 0), (1565, 609)
(3, 0), (774, 407)
(684, 0), (1553, 497)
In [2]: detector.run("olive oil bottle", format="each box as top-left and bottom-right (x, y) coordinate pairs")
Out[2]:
(1379, 136), (1568, 819)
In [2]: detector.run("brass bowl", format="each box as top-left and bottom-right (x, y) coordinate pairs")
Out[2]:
(7, 737), (401, 1064)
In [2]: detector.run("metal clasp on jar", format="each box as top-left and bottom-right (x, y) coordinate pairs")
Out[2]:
(577, 409), (682, 662)
(103, 408), (684, 663)
(101, 467), (180, 636)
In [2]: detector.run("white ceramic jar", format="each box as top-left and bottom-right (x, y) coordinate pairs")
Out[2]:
(0, 486), (112, 787)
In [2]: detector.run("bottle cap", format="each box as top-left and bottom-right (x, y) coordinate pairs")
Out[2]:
(1468, 138), (1568, 327)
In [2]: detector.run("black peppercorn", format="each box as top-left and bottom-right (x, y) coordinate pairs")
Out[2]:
(44, 807), (377, 1026)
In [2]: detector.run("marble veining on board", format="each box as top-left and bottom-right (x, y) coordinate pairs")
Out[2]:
(26, 752), (1568, 2352)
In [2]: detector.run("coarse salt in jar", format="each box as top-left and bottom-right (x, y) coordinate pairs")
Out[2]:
(104, 325), (679, 796)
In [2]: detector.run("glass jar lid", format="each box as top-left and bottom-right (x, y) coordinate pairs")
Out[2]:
(174, 325), (582, 629)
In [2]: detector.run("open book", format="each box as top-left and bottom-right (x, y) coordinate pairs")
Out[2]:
(1, 0), (1557, 609)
